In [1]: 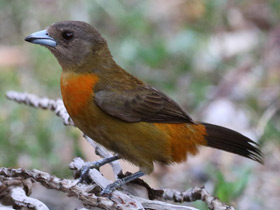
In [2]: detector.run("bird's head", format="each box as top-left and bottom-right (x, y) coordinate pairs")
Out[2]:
(25, 21), (113, 71)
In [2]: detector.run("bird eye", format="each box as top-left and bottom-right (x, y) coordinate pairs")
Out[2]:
(62, 31), (73, 41)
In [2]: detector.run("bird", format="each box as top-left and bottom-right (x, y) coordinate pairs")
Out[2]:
(25, 21), (263, 195)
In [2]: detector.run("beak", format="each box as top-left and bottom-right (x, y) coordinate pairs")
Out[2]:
(25, 29), (57, 47)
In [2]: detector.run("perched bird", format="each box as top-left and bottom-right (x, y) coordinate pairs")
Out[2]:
(25, 21), (263, 194)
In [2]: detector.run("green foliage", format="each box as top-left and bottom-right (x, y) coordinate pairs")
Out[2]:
(260, 119), (280, 145)
(193, 200), (209, 210)
(213, 169), (250, 203)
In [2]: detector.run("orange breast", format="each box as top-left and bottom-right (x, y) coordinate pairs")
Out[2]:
(60, 72), (99, 117)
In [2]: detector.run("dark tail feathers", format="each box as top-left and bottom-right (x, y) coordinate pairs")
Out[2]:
(202, 123), (264, 164)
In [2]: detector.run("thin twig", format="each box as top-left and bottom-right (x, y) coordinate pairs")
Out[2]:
(163, 187), (235, 210)
(6, 91), (73, 126)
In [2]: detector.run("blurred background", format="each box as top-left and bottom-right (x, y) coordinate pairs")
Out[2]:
(0, 0), (279, 209)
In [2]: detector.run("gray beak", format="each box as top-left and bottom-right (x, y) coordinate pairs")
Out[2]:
(25, 29), (57, 47)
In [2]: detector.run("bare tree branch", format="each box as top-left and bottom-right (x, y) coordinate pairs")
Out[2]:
(4, 90), (236, 210)
(0, 167), (200, 210)
(10, 187), (49, 210)
(69, 157), (200, 210)
(0, 205), (16, 210)
(0, 167), (143, 210)
(0, 176), (48, 210)
(163, 187), (235, 210)
(6, 91), (73, 126)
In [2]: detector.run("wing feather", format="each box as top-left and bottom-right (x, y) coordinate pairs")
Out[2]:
(95, 85), (192, 123)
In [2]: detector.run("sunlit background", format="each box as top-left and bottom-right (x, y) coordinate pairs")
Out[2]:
(0, 0), (280, 209)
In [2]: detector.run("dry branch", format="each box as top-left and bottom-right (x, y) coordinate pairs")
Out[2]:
(0, 167), (142, 210)
(3, 90), (236, 210)
(0, 176), (48, 210)
(10, 187), (49, 210)
(0, 205), (16, 210)
(6, 91), (73, 126)
(163, 188), (234, 210)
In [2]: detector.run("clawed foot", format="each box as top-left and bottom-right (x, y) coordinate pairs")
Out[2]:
(77, 161), (102, 184)
(100, 180), (123, 196)
(100, 183), (115, 196)
(100, 170), (145, 196)
(75, 156), (120, 183)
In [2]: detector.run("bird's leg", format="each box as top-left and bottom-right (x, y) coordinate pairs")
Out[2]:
(78, 155), (119, 183)
(101, 170), (145, 195)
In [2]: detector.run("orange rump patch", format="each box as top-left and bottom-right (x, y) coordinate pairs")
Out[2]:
(154, 123), (207, 163)
(60, 72), (99, 116)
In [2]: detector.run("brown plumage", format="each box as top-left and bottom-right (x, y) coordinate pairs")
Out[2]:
(25, 21), (263, 193)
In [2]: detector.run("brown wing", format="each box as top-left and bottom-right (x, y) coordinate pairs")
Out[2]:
(95, 85), (193, 123)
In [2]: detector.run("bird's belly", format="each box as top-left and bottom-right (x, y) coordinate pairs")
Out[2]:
(71, 101), (173, 173)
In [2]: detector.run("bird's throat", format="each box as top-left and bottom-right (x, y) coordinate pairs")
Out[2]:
(60, 72), (99, 117)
